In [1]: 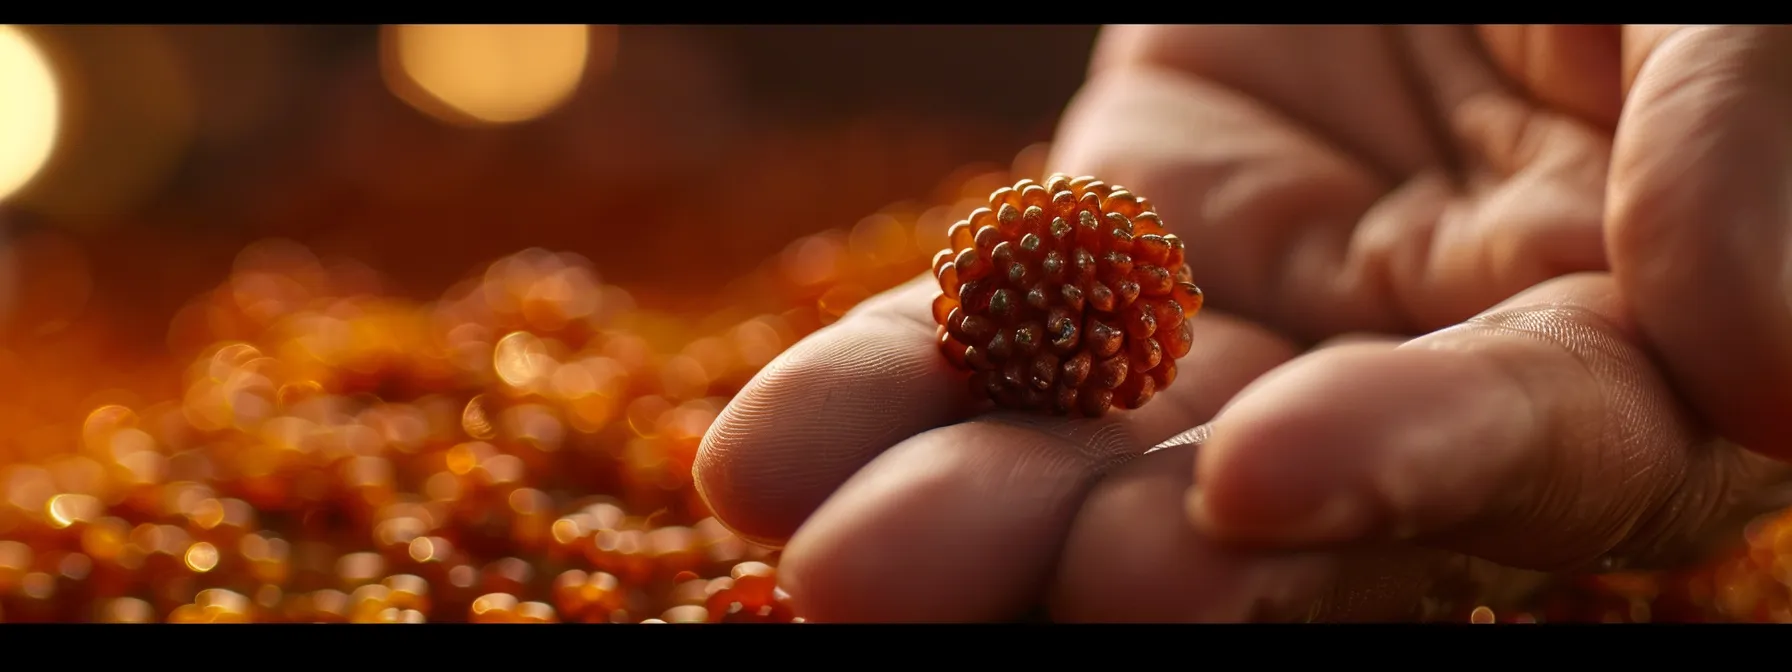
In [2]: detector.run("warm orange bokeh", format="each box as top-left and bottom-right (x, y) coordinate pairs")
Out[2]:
(0, 25), (1785, 624)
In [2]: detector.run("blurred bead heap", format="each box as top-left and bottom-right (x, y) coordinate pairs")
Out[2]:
(1455, 510), (1792, 624)
(0, 230), (831, 622)
(0, 138), (1790, 623)
(0, 139), (1040, 624)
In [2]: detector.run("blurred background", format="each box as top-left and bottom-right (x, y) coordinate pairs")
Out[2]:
(0, 23), (1096, 413)
(0, 24), (1125, 624)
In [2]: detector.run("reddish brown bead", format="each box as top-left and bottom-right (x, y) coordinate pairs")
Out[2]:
(931, 175), (1202, 416)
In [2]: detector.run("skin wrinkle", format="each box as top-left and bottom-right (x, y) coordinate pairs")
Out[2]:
(1349, 172), (1448, 334)
(1274, 213), (1368, 340)
(1475, 310), (1657, 563)
(1239, 28), (1603, 338)
(1058, 439), (1550, 622)
(1146, 41), (1426, 336)
(1415, 300), (1738, 571)
(1481, 26), (1622, 128)
(1376, 27), (1610, 332)
(728, 26), (1792, 622)
(1373, 402), (1516, 542)
(1056, 66), (1396, 341)
(1222, 128), (1394, 339)
(1427, 101), (1605, 327)
(980, 413), (1139, 474)
(1115, 25), (1443, 180)
(1409, 26), (1512, 131)
(967, 430), (1101, 511)
(981, 313), (1290, 477)
(1621, 26), (1694, 94)
(1392, 26), (1480, 180)
(1623, 447), (1792, 568)
(982, 311), (1283, 469)
(1466, 93), (1544, 175)
(1430, 317), (1628, 552)
(1182, 26), (1433, 335)
(785, 422), (1125, 622)
(1607, 27), (1792, 454)
(1054, 444), (1343, 622)
(1086, 26), (1608, 343)
(1068, 267), (1784, 620)
(712, 324), (935, 462)
(779, 310), (1295, 622)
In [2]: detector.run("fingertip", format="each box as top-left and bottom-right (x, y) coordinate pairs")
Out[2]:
(770, 438), (979, 622)
(690, 406), (797, 547)
(1191, 343), (1394, 546)
(1055, 445), (1214, 622)
(773, 507), (898, 623)
(1193, 343), (1538, 548)
(690, 447), (787, 548)
(770, 471), (922, 622)
(1053, 444), (1338, 623)
(693, 304), (969, 546)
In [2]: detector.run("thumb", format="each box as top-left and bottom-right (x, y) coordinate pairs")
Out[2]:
(1607, 25), (1792, 458)
(1191, 274), (1792, 572)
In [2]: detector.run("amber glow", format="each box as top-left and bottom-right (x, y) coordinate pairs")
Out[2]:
(381, 25), (604, 126)
(0, 27), (1783, 624)
(0, 25), (59, 202)
(184, 542), (219, 572)
(5, 26), (196, 220)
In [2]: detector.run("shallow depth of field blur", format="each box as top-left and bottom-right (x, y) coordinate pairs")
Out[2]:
(0, 25), (1088, 387)
(0, 25), (1787, 624)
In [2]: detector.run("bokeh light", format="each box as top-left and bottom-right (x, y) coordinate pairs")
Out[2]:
(4, 26), (197, 220)
(0, 25), (60, 202)
(380, 25), (606, 127)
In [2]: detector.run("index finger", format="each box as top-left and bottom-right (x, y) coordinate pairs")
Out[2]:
(694, 276), (972, 546)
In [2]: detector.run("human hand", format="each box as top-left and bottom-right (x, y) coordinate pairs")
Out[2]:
(691, 25), (1792, 622)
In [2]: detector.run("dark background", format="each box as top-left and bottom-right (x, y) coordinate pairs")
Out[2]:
(5, 25), (1098, 312)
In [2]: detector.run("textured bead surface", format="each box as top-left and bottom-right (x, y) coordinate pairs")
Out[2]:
(931, 175), (1203, 416)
